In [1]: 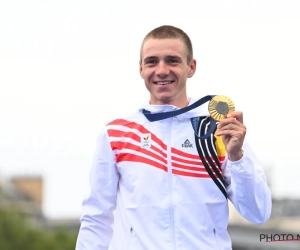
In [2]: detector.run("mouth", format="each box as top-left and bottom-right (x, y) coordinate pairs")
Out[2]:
(153, 81), (175, 85)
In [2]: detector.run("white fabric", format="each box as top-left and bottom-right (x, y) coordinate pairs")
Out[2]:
(76, 99), (272, 250)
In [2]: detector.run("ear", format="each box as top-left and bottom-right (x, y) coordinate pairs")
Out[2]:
(187, 59), (196, 78)
(139, 60), (144, 79)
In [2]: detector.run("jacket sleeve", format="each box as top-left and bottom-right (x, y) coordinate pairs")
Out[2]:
(76, 126), (119, 250)
(222, 140), (272, 224)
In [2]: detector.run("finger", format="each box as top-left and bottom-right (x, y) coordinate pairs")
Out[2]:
(226, 111), (243, 124)
(217, 123), (243, 131)
(216, 122), (246, 135)
(215, 129), (245, 137)
(217, 117), (244, 129)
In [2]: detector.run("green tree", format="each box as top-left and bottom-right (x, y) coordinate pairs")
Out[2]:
(0, 202), (77, 250)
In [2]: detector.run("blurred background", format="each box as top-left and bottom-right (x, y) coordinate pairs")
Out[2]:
(0, 0), (299, 249)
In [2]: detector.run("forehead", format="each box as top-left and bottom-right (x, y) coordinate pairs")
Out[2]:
(141, 38), (187, 59)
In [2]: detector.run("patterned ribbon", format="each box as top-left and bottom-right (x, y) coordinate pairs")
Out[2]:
(142, 95), (216, 140)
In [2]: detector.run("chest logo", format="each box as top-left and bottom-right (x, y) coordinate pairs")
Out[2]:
(182, 139), (193, 148)
(141, 134), (151, 148)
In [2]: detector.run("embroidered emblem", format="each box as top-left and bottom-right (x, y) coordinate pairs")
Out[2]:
(141, 134), (151, 148)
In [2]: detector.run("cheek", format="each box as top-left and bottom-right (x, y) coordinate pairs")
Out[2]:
(140, 69), (144, 79)
(142, 70), (152, 81)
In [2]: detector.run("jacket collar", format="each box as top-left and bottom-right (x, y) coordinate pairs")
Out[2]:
(139, 97), (209, 121)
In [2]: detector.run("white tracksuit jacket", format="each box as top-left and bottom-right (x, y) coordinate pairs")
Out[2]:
(76, 98), (272, 250)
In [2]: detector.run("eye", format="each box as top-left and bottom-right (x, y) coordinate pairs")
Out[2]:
(147, 60), (156, 64)
(167, 58), (178, 64)
(145, 59), (157, 66)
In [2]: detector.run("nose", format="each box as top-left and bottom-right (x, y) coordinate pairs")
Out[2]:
(155, 61), (169, 77)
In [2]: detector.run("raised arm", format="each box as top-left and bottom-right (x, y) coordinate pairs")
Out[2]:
(216, 111), (272, 223)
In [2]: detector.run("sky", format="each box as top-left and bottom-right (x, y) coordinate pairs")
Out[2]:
(0, 0), (300, 219)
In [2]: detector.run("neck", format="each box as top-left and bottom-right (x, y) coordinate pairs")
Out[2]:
(149, 99), (189, 108)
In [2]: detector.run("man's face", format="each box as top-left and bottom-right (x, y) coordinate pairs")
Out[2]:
(140, 38), (196, 107)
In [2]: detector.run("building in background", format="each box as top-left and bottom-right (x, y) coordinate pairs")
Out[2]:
(0, 175), (45, 228)
(0, 174), (78, 232)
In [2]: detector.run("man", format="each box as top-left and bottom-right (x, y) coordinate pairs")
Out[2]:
(76, 25), (272, 250)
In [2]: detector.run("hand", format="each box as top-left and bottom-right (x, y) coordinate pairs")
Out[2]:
(215, 111), (246, 161)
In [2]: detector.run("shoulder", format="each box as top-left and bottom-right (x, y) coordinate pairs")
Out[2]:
(105, 108), (145, 127)
(103, 108), (149, 138)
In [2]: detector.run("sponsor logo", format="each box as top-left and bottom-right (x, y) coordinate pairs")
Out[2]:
(182, 139), (193, 148)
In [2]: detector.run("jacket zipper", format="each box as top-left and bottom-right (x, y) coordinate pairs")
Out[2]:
(167, 118), (176, 250)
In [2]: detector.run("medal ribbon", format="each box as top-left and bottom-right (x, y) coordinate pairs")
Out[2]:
(142, 95), (216, 140)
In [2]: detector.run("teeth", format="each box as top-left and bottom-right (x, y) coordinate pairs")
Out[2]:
(155, 81), (172, 85)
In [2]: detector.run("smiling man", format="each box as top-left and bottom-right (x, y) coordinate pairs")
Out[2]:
(140, 37), (196, 108)
(76, 25), (272, 250)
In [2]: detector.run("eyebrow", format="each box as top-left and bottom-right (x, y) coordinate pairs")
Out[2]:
(143, 55), (182, 63)
(166, 55), (182, 62)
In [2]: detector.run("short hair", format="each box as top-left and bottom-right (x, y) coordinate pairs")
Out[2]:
(140, 25), (193, 64)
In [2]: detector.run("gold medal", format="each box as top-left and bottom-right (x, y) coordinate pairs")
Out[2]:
(208, 95), (235, 121)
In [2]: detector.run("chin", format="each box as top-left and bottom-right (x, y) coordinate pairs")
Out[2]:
(156, 97), (174, 104)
